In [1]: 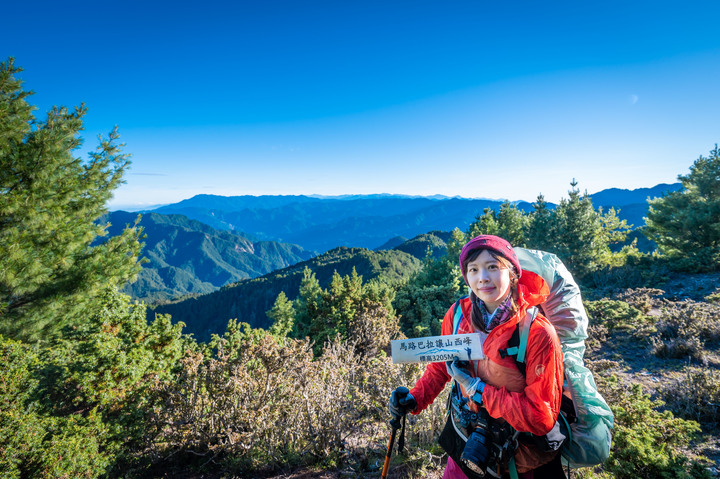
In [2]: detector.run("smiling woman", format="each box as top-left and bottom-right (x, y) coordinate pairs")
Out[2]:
(389, 234), (567, 478)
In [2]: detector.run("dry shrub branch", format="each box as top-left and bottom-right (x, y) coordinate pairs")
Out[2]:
(146, 324), (445, 474)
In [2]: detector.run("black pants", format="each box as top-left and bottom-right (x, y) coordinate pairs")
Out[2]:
(532, 453), (567, 479)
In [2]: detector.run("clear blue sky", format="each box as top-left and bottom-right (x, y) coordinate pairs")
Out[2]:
(4, 0), (720, 209)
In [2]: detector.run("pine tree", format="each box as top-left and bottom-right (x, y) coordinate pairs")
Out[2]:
(292, 267), (322, 339)
(645, 146), (720, 269)
(526, 194), (556, 251)
(393, 234), (463, 337)
(0, 59), (143, 341)
(551, 180), (630, 278)
(495, 201), (529, 246)
(267, 291), (296, 338)
(307, 269), (364, 352)
(467, 209), (499, 239)
(466, 202), (528, 246)
(446, 227), (466, 261)
(551, 180), (604, 276)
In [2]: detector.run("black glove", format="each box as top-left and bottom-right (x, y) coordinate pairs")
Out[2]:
(389, 386), (417, 420)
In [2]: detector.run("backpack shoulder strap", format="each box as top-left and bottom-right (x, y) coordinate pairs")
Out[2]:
(452, 296), (468, 334)
(449, 296), (469, 408)
(498, 307), (538, 375)
(516, 306), (537, 364)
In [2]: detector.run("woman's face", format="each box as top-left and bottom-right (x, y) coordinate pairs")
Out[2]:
(465, 249), (513, 312)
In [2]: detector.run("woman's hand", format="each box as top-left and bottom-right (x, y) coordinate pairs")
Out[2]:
(388, 386), (417, 420)
(446, 357), (486, 400)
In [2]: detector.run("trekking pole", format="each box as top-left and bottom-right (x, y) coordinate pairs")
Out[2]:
(380, 416), (402, 479)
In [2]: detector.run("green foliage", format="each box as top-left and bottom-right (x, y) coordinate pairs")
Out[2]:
(0, 58), (143, 342)
(599, 377), (711, 479)
(584, 299), (652, 333)
(0, 336), (111, 479)
(393, 251), (462, 337)
(293, 268), (400, 356)
(44, 288), (187, 410)
(28, 288), (190, 475)
(267, 291), (296, 338)
(467, 201), (528, 246)
(526, 194), (555, 252)
(292, 267), (323, 339)
(550, 181), (631, 278)
(706, 290), (720, 303)
(645, 146), (720, 270)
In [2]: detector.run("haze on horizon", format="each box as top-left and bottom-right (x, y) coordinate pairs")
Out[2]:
(3, 0), (720, 209)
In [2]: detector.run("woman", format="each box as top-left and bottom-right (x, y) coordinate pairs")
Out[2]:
(389, 235), (566, 478)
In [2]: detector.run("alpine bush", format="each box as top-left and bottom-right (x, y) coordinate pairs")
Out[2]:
(661, 367), (720, 427)
(595, 376), (711, 479)
(651, 300), (720, 363)
(584, 299), (653, 334)
(0, 336), (111, 479)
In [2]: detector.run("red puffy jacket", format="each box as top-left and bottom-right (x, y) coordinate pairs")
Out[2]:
(409, 270), (564, 472)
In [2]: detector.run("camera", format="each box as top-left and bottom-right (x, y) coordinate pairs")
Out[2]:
(460, 420), (500, 478)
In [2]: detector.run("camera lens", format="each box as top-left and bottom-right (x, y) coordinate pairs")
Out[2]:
(461, 427), (492, 476)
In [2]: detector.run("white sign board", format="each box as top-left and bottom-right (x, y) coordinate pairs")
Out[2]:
(390, 333), (486, 364)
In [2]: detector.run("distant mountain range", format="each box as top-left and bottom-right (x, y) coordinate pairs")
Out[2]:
(153, 195), (532, 252)
(149, 195), (530, 253)
(103, 211), (315, 302)
(146, 184), (681, 253)
(104, 183), (681, 310)
(589, 183), (682, 228)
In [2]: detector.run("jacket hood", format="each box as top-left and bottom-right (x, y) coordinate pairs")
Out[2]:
(516, 269), (550, 310)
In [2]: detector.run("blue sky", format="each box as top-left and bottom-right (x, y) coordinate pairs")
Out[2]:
(4, 0), (720, 209)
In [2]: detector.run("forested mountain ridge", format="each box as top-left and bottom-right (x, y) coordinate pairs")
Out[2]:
(149, 245), (422, 342)
(146, 184), (680, 252)
(102, 211), (315, 302)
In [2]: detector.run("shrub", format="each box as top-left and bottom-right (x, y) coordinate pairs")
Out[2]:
(584, 299), (653, 334)
(593, 375), (711, 479)
(661, 367), (720, 427)
(585, 321), (609, 354)
(0, 336), (111, 479)
(651, 300), (720, 363)
(613, 288), (665, 314)
(147, 320), (450, 476)
(347, 297), (401, 359)
(705, 290), (720, 304)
